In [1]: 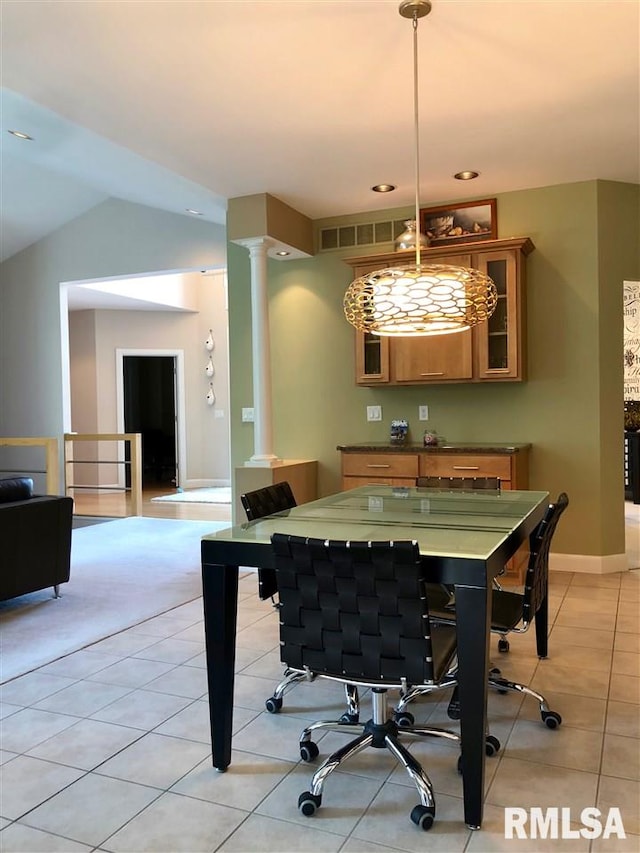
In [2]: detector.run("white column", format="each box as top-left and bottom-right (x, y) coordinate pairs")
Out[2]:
(246, 238), (279, 465)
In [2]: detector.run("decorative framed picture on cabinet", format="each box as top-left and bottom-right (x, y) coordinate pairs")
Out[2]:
(420, 198), (497, 247)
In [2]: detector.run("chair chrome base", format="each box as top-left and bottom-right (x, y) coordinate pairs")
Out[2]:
(297, 688), (459, 830)
(488, 672), (562, 729)
(266, 668), (360, 722)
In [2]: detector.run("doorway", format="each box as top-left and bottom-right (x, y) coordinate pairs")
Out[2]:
(122, 355), (177, 488)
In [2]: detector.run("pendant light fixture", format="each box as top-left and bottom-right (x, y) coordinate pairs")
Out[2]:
(343, 0), (497, 337)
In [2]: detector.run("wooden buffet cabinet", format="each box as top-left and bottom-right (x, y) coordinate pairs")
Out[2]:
(338, 442), (531, 580)
(345, 237), (534, 386)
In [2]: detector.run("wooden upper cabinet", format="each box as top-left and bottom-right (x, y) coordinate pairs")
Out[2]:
(345, 237), (534, 386)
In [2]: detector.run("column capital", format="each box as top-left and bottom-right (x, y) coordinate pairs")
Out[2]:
(235, 237), (273, 255)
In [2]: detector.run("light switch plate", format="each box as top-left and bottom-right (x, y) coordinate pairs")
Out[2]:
(214, 409), (225, 419)
(418, 405), (429, 421)
(367, 405), (382, 422)
(242, 407), (255, 422)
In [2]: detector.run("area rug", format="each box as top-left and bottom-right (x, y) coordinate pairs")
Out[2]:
(0, 516), (229, 683)
(151, 486), (231, 504)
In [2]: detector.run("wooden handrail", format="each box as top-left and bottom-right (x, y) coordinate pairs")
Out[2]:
(0, 437), (59, 494)
(63, 432), (142, 516)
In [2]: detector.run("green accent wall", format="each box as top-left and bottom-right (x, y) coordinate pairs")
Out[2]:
(228, 180), (639, 559)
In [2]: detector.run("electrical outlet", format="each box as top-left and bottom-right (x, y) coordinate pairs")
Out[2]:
(366, 405), (382, 422)
(241, 407), (255, 422)
(214, 409), (225, 419)
(418, 405), (429, 421)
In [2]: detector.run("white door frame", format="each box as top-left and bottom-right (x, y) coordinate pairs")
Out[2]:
(115, 348), (187, 489)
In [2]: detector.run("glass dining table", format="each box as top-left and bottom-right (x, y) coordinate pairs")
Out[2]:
(200, 484), (549, 830)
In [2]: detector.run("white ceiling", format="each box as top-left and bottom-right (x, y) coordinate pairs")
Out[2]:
(1, 0), (639, 265)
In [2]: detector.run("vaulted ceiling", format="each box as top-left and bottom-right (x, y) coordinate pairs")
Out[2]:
(2, 0), (639, 264)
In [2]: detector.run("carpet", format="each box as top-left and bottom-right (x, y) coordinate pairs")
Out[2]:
(0, 516), (229, 683)
(151, 486), (231, 504)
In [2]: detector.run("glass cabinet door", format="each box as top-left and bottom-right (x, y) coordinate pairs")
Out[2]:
(355, 331), (389, 384)
(475, 250), (521, 380)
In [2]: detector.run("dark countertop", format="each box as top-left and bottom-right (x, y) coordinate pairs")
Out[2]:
(336, 442), (531, 454)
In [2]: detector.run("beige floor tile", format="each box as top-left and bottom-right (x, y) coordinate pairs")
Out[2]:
(559, 598), (618, 617)
(616, 613), (640, 634)
(548, 625), (614, 651)
(33, 680), (132, 717)
(0, 673), (77, 707)
(609, 673), (640, 704)
(532, 642), (612, 673)
(352, 782), (470, 851)
(256, 763), (382, 838)
(131, 636), (203, 665)
(19, 772), (159, 847)
(597, 774), (640, 836)
(128, 613), (198, 638)
(165, 622), (206, 644)
(171, 749), (294, 811)
(565, 586), (620, 602)
(530, 663), (611, 700)
(1, 750), (18, 765)
(570, 573), (622, 588)
(0, 823), (93, 852)
(591, 833), (640, 852)
(27, 718), (143, 770)
(485, 756), (598, 813)
(154, 698), (211, 743)
(0, 707), (79, 753)
(601, 733), (640, 780)
(232, 710), (326, 763)
(90, 687), (192, 730)
(504, 720), (602, 773)
(618, 601), (640, 621)
(612, 651), (640, 677)
(95, 731), (210, 789)
(85, 657), (175, 688)
(605, 700), (640, 738)
(555, 610), (617, 632)
(85, 630), (159, 657)
(340, 838), (419, 853)
(218, 813), (345, 853)
(37, 650), (122, 680)
(103, 790), (246, 852)
(143, 662), (208, 699)
(465, 803), (590, 852)
(0, 755), (84, 820)
(517, 691), (606, 732)
(0, 702), (22, 720)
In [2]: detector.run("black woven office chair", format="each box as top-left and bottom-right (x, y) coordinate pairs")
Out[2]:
(270, 533), (462, 831)
(241, 483), (359, 722)
(416, 476), (501, 490)
(397, 492), (569, 730)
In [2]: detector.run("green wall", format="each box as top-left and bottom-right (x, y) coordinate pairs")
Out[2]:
(228, 180), (639, 559)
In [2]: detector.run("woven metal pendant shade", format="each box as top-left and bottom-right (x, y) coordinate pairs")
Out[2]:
(344, 263), (498, 336)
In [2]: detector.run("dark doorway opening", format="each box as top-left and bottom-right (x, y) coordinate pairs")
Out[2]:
(123, 356), (177, 488)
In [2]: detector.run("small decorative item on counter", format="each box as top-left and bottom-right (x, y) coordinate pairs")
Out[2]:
(624, 400), (640, 431)
(390, 419), (409, 445)
(423, 430), (439, 446)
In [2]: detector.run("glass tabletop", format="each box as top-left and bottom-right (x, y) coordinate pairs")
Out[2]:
(203, 485), (550, 561)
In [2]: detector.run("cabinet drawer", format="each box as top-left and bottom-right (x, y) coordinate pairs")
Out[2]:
(419, 454), (512, 481)
(342, 454), (419, 479)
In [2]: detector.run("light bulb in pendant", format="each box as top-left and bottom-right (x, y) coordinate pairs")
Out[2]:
(205, 330), (215, 351)
(205, 356), (215, 377)
(206, 383), (216, 406)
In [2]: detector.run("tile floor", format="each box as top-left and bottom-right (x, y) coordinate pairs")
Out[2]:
(1, 567), (639, 852)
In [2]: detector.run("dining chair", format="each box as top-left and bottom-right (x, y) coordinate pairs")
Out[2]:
(397, 492), (569, 730)
(416, 476), (501, 490)
(240, 483), (360, 722)
(270, 533), (462, 831)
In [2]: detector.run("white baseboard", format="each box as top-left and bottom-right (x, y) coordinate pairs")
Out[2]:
(550, 552), (629, 574)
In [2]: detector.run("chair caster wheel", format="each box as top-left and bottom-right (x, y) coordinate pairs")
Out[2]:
(394, 711), (415, 727)
(489, 667), (501, 677)
(447, 698), (461, 720)
(410, 804), (435, 830)
(265, 696), (283, 714)
(300, 741), (319, 762)
(542, 711), (562, 729)
(298, 791), (321, 816)
(485, 735), (501, 756)
(339, 712), (359, 724)
(498, 638), (510, 653)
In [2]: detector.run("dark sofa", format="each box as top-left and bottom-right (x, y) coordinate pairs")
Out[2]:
(0, 477), (73, 602)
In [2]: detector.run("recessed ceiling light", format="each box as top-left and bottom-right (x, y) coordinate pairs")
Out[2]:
(275, 250), (290, 257)
(371, 184), (396, 193)
(8, 129), (33, 140)
(454, 171), (479, 181)
(186, 208), (203, 215)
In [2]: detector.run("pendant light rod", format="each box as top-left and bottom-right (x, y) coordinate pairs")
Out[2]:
(400, 0), (431, 267)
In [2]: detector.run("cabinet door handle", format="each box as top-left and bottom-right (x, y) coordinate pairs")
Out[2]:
(366, 464), (391, 468)
(453, 465), (480, 470)
(420, 372), (444, 376)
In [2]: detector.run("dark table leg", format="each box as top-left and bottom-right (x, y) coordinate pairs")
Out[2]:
(202, 561), (239, 771)
(535, 592), (549, 658)
(454, 582), (491, 830)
